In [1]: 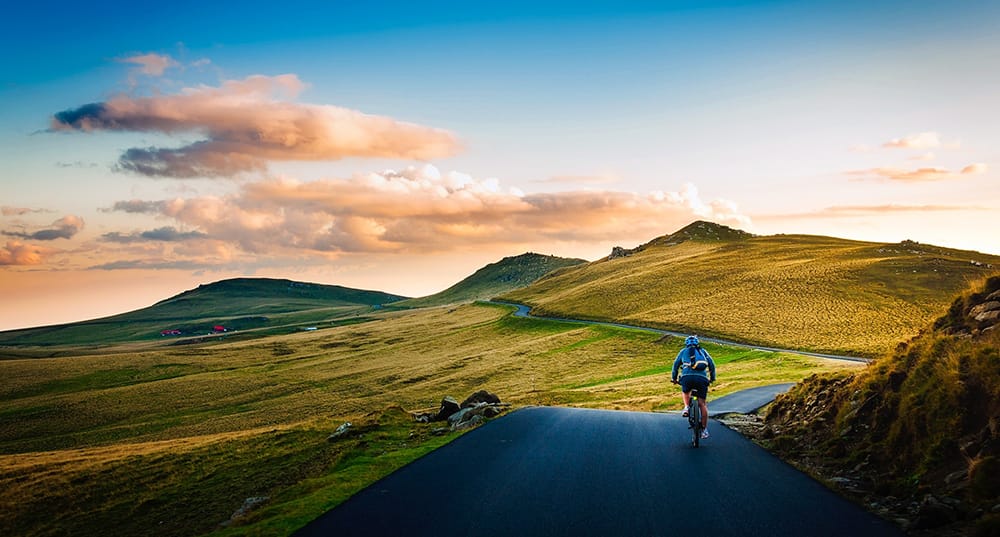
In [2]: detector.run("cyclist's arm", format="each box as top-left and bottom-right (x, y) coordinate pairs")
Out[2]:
(706, 351), (717, 382)
(670, 354), (681, 382)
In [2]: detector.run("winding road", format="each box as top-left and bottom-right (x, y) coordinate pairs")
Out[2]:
(293, 303), (899, 536)
(496, 301), (871, 363)
(295, 406), (902, 536)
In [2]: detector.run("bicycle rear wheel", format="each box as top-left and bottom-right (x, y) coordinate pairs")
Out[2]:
(690, 398), (702, 447)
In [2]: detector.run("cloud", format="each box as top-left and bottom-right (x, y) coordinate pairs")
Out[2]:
(961, 162), (988, 175)
(882, 132), (941, 149)
(847, 163), (986, 182)
(0, 240), (56, 265)
(101, 226), (209, 243)
(89, 259), (208, 271)
(51, 75), (461, 178)
(757, 203), (988, 221)
(909, 152), (935, 161)
(56, 161), (100, 168)
(535, 174), (622, 186)
(100, 200), (170, 214)
(106, 166), (751, 256)
(3, 215), (84, 240)
(2, 206), (51, 216)
(118, 53), (179, 76)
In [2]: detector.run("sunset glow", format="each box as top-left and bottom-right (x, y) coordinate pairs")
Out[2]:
(2, 1), (998, 330)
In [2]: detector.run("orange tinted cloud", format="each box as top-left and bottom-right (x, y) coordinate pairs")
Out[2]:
(757, 203), (988, 221)
(847, 163), (987, 182)
(105, 166), (750, 257)
(1, 206), (50, 216)
(51, 75), (461, 178)
(882, 131), (941, 149)
(118, 53), (179, 76)
(0, 240), (56, 265)
(961, 163), (988, 175)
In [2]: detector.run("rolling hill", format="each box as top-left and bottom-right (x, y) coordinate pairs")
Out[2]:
(394, 252), (587, 308)
(762, 275), (1000, 535)
(0, 278), (407, 348)
(501, 221), (1000, 356)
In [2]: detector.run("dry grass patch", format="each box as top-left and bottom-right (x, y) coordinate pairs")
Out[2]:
(503, 234), (1000, 356)
(2, 303), (864, 536)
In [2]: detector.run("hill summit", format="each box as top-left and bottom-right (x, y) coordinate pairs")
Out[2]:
(662, 220), (755, 243)
(503, 220), (1000, 355)
(397, 252), (587, 308)
(609, 220), (753, 259)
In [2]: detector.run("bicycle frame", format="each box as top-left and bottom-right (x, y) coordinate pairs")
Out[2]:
(688, 393), (704, 447)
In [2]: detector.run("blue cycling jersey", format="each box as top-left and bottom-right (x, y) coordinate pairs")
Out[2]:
(671, 345), (716, 382)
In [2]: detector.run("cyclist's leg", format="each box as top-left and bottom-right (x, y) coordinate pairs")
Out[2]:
(695, 378), (710, 429)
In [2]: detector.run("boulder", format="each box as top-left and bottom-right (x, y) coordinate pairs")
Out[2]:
(447, 407), (474, 427)
(914, 494), (957, 529)
(975, 310), (1000, 323)
(609, 246), (635, 259)
(453, 414), (485, 431)
(327, 422), (352, 441)
(970, 301), (1000, 318)
(461, 390), (501, 408)
(433, 396), (461, 421)
(230, 496), (269, 521)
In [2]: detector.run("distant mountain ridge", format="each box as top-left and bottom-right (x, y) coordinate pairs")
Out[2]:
(149, 278), (407, 317)
(396, 253), (587, 308)
(0, 278), (407, 348)
(502, 220), (1000, 356)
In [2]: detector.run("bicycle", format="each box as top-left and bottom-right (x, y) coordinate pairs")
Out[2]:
(687, 391), (704, 447)
(672, 379), (705, 447)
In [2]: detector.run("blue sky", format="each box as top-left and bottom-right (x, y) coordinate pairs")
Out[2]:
(1, 0), (999, 329)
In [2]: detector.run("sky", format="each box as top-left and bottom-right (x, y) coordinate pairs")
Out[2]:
(1, 0), (999, 330)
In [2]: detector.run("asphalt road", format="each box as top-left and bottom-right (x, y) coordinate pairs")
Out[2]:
(496, 301), (871, 363)
(707, 383), (795, 416)
(295, 406), (902, 537)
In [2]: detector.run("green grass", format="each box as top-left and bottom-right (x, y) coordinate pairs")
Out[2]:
(0, 303), (863, 537)
(502, 223), (1000, 356)
(0, 278), (404, 347)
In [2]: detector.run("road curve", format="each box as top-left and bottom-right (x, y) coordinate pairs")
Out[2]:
(295, 407), (902, 537)
(492, 301), (870, 363)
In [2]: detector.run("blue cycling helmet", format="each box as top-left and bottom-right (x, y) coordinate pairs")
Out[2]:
(685, 335), (700, 346)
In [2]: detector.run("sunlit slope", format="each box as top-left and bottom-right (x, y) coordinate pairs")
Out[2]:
(0, 278), (406, 347)
(396, 252), (587, 308)
(0, 302), (859, 536)
(764, 276), (1000, 535)
(502, 221), (1000, 356)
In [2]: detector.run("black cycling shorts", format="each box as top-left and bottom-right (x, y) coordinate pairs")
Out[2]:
(680, 376), (710, 399)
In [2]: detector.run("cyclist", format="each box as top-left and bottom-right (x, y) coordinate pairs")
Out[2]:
(671, 335), (717, 439)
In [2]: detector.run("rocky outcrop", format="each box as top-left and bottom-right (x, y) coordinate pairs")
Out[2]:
(934, 276), (1000, 336)
(751, 276), (1000, 536)
(220, 496), (270, 527)
(415, 390), (509, 430)
(608, 246), (637, 260)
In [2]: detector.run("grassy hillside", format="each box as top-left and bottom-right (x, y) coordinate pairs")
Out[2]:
(502, 221), (1000, 356)
(0, 303), (861, 537)
(394, 252), (586, 308)
(0, 278), (406, 348)
(761, 276), (1000, 535)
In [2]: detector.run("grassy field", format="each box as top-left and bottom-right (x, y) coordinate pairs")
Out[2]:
(0, 278), (405, 347)
(0, 303), (861, 536)
(502, 225), (1000, 356)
